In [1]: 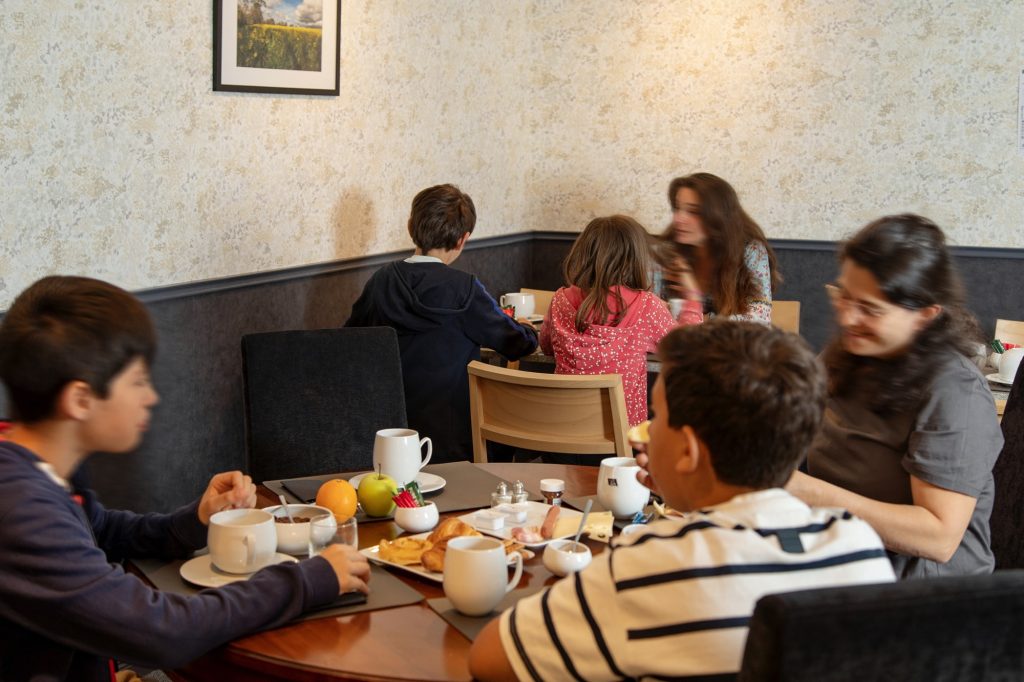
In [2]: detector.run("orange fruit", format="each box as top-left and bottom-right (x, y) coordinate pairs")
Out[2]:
(315, 479), (358, 522)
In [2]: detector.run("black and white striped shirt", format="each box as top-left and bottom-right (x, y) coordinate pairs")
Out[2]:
(500, 488), (895, 681)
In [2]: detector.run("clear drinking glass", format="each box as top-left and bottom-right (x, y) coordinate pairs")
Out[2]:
(308, 515), (358, 556)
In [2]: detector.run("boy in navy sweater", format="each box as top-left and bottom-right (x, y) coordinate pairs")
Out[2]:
(346, 184), (538, 461)
(0, 276), (370, 681)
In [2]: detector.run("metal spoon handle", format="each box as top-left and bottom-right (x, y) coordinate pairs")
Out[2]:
(573, 499), (593, 549)
(278, 494), (296, 523)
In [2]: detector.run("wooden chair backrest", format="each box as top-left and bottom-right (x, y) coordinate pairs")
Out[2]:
(466, 360), (630, 463)
(996, 319), (1024, 347)
(771, 300), (801, 334)
(519, 288), (556, 317)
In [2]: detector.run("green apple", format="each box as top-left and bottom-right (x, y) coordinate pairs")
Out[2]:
(358, 471), (398, 517)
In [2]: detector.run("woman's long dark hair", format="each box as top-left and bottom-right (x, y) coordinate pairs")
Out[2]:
(824, 214), (982, 414)
(659, 173), (780, 316)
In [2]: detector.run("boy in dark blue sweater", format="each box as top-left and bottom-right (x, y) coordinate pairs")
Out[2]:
(346, 184), (538, 461)
(0, 276), (370, 681)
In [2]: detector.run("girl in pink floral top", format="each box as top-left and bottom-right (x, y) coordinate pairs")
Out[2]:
(540, 216), (699, 426)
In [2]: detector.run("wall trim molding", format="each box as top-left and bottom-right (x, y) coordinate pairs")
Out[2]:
(132, 231), (1024, 305)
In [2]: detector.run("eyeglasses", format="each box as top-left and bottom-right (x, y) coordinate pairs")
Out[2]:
(823, 284), (890, 320)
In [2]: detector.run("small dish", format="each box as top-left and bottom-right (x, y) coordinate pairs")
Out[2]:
(543, 540), (592, 577)
(987, 373), (1015, 387)
(180, 553), (297, 588)
(394, 501), (439, 534)
(263, 504), (335, 555)
(347, 471), (446, 494)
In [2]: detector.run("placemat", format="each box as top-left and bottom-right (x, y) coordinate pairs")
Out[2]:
(426, 581), (549, 641)
(265, 461), (540, 522)
(133, 556), (423, 622)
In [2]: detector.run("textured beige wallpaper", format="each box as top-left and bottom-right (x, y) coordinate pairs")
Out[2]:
(1, 1), (1022, 308)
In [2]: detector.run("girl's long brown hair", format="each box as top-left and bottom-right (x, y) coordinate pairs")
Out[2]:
(563, 215), (652, 333)
(660, 173), (780, 316)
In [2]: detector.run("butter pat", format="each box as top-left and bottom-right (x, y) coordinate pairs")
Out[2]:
(474, 510), (505, 530)
(495, 503), (529, 523)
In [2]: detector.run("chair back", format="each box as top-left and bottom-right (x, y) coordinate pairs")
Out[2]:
(739, 572), (1024, 681)
(991, 358), (1024, 569)
(466, 360), (630, 462)
(996, 318), (1024, 347)
(241, 327), (406, 483)
(771, 300), (801, 334)
(519, 288), (556, 316)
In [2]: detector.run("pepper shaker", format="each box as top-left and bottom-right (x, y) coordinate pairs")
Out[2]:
(491, 481), (512, 507)
(511, 480), (528, 504)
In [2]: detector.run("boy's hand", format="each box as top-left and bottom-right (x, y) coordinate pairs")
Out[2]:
(633, 451), (661, 496)
(316, 544), (371, 595)
(198, 471), (257, 525)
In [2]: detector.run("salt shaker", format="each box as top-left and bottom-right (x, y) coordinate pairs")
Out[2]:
(491, 481), (512, 507)
(511, 480), (529, 504)
(540, 478), (565, 506)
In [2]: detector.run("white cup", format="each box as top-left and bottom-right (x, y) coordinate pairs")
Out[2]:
(208, 508), (277, 574)
(597, 456), (651, 518)
(999, 348), (1024, 384)
(499, 293), (535, 319)
(394, 501), (440, 534)
(373, 428), (432, 487)
(668, 297), (684, 319)
(443, 536), (523, 616)
(542, 539), (592, 577)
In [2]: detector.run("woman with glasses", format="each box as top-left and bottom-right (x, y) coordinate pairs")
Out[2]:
(787, 214), (1002, 579)
(656, 173), (781, 322)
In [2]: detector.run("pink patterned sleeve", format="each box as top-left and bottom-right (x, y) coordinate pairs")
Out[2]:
(730, 242), (773, 323)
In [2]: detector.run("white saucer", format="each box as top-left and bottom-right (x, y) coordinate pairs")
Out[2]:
(347, 471), (446, 494)
(179, 553), (297, 588)
(987, 373), (1015, 387)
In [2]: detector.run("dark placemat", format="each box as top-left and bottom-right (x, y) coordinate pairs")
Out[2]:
(133, 556), (422, 622)
(427, 581), (549, 641)
(265, 461), (540, 522)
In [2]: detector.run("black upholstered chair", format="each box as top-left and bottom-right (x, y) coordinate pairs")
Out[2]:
(241, 327), (406, 483)
(738, 572), (1024, 681)
(991, 365), (1024, 569)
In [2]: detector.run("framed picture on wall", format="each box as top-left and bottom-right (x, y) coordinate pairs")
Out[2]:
(214, 0), (341, 96)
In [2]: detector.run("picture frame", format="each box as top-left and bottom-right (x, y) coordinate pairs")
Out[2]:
(213, 0), (341, 96)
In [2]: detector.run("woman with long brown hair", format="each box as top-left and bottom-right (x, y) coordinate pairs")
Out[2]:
(658, 173), (781, 321)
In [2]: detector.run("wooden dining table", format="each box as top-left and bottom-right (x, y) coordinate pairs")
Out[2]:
(167, 463), (600, 682)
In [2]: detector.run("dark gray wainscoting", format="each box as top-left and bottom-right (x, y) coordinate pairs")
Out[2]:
(2, 233), (1021, 513)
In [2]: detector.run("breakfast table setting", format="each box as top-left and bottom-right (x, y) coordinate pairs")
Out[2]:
(130, 455), (662, 682)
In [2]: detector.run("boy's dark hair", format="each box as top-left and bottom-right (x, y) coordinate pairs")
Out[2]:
(658, 320), (825, 488)
(0, 276), (156, 423)
(407, 184), (476, 252)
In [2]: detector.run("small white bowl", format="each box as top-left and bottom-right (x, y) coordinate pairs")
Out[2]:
(263, 504), (335, 555)
(394, 501), (439, 534)
(620, 523), (648, 537)
(543, 539), (592, 577)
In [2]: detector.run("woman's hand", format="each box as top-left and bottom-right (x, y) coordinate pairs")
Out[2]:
(667, 257), (702, 302)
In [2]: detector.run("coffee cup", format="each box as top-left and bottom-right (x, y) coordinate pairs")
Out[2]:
(208, 508), (277, 574)
(443, 536), (523, 616)
(499, 293), (535, 319)
(373, 428), (432, 487)
(999, 348), (1024, 384)
(597, 456), (651, 518)
(668, 298), (684, 319)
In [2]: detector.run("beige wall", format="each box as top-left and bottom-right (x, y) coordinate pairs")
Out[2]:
(2, 1), (1022, 309)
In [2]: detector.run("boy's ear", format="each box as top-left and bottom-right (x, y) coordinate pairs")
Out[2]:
(673, 425), (702, 475)
(56, 381), (96, 421)
(455, 231), (471, 250)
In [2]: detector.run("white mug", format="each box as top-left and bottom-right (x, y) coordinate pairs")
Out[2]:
(208, 508), (277, 574)
(668, 298), (685, 319)
(443, 536), (523, 616)
(373, 428), (432, 487)
(499, 293), (535, 319)
(999, 348), (1024, 384)
(597, 456), (651, 518)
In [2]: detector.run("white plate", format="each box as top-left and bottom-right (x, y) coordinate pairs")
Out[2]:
(179, 553), (297, 588)
(987, 373), (1015, 387)
(361, 531), (522, 583)
(459, 501), (583, 548)
(347, 471), (446, 494)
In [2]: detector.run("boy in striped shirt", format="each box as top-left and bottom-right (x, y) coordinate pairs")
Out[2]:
(470, 321), (895, 681)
